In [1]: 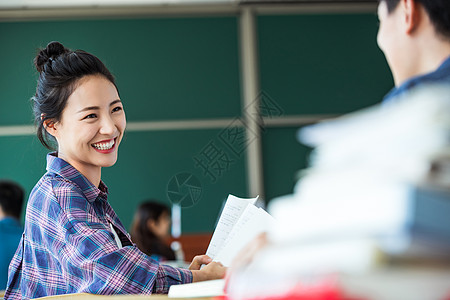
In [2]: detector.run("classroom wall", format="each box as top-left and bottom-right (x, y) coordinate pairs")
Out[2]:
(0, 6), (393, 233)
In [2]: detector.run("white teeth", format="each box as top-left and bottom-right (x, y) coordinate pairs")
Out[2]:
(92, 140), (114, 150)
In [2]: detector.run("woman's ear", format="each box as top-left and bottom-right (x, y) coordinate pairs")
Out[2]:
(43, 118), (57, 137)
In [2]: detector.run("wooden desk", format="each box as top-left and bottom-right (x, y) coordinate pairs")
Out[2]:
(0, 293), (212, 300)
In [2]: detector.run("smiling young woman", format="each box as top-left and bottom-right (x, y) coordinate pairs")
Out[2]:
(44, 74), (126, 187)
(4, 41), (225, 299)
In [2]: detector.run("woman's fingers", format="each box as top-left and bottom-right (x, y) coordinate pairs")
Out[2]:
(189, 254), (213, 270)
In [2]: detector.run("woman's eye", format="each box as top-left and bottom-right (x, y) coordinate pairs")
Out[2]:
(112, 106), (123, 113)
(83, 113), (97, 120)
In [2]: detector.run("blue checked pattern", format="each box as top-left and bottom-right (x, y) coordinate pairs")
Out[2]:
(5, 153), (192, 299)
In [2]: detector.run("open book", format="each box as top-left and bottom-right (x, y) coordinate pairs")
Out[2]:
(205, 194), (275, 267)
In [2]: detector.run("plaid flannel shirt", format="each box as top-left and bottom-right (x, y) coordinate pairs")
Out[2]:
(5, 153), (192, 299)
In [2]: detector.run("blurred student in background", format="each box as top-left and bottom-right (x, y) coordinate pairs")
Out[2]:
(0, 180), (24, 290)
(131, 201), (176, 262)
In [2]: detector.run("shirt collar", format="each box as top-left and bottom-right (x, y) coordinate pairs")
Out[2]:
(383, 56), (450, 103)
(46, 152), (108, 203)
(436, 55), (450, 72)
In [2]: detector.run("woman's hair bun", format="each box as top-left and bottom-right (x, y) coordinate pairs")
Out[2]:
(34, 41), (69, 72)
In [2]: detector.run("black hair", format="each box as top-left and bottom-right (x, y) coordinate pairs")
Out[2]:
(380, 0), (450, 40)
(130, 201), (176, 260)
(381, 0), (401, 12)
(32, 41), (116, 150)
(0, 180), (25, 219)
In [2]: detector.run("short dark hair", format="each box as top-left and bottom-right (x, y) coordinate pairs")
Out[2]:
(0, 180), (24, 219)
(32, 41), (117, 150)
(381, 0), (450, 40)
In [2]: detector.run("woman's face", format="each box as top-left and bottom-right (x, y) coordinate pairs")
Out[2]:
(49, 75), (126, 180)
(149, 212), (171, 239)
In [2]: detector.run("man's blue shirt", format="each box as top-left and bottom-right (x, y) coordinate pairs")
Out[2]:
(0, 217), (23, 290)
(383, 56), (450, 103)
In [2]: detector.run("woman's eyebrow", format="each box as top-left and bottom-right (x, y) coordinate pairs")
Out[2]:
(77, 106), (99, 113)
(77, 99), (121, 113)
(110, 99), (121, 106)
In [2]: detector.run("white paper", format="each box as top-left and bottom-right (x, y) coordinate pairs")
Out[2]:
(215, 205), (275, 266)
(168, 278), (225, 298)
(205, 194), (258, 259)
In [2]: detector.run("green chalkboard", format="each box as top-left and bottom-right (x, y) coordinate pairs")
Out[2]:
(0, 136), (48, 206)
(0, 16), (241, 126)
(262, 127), (312, 202)
(258, 14), (394, 115)
(0, 11), (394, 232)
(259, 13), (394, 202)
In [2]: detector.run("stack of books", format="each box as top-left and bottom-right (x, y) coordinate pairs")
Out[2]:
(225, 85), (450, 300)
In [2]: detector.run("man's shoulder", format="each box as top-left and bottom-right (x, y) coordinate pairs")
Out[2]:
(383, 57), (450, 103)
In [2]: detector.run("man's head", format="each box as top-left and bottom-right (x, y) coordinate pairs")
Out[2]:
(380, 0), (450, 40)
(377, 0), (450, 86)
(0, 180), (24, 220)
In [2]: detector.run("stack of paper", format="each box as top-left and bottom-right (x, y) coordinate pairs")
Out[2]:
(167, 195), (274, 298)
(226, 85), (450, 300)
(205, 194), (274, 267)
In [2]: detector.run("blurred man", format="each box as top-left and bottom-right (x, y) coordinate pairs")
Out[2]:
(229, 0), (450, 285)
(0, 181), (24, 290)
(377, 0), (450, 102)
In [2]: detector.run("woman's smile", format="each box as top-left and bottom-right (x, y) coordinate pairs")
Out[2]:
(91, 138), (116, 152)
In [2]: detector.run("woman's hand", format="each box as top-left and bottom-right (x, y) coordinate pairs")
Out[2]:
(188, 255), (212, 270)
(189, 255), (227, 282)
